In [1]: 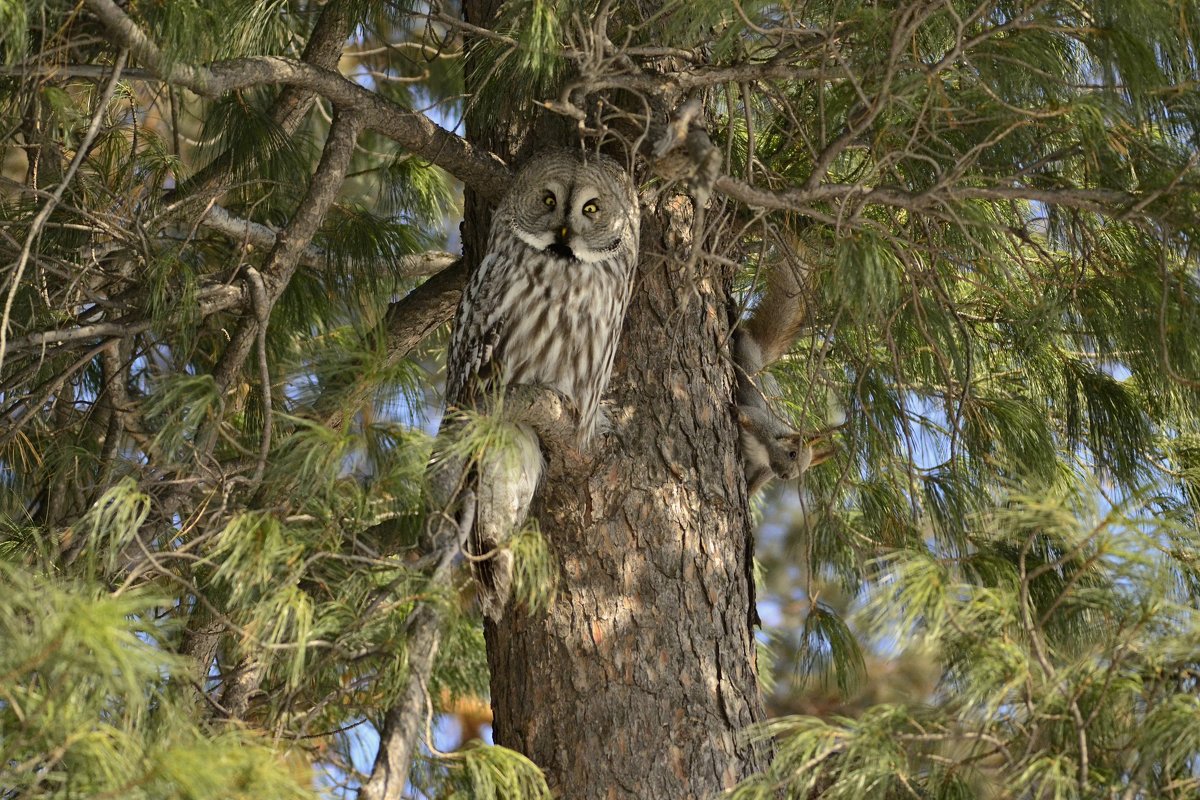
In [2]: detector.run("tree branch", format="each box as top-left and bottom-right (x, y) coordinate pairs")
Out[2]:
(2, 282), (243, 355)
(714, 175), (1149, 219)
(360, 455), (476, 800)
(2, 247), (461, 368)
(84, 0), (511, 200)
(359, 381), (578, 800)
(359, 601), (447, 800)
(142, 110), (373, 708)
(383, 262), (466, 358)
(200, 203), (456, 278)
(498, 384), (582, 455)
(177, 0), (351, 198)
(319, 261), (466, 430)
(270, 0), (351, 133)
(210, 109), (364, 396)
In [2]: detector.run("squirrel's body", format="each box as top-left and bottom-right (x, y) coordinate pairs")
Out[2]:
(733, 237), (834, 494)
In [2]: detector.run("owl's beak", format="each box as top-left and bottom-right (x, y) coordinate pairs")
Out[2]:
(547, 225), (577, 260)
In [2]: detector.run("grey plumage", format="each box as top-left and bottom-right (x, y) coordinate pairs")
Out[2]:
(438, 149), (639, 619)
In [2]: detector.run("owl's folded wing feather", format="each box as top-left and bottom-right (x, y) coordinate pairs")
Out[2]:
(437, 251), (537, 618)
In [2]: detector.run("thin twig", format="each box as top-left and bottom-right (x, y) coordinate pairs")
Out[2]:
(1, 49), (128, 373)
(245, 266), (272, 484)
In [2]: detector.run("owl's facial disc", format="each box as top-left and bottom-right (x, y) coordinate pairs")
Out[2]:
(566, 234), (623, 264)
(509, 221), (557, 253)
(508, 175), (626, 264)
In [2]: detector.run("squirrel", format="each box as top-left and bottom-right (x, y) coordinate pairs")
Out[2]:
(648, 110), (836, 491)
(733, 232), (836, 495)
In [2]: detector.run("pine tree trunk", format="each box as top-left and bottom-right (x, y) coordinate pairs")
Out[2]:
(482, 198), (770, 795)
(459, 3), (769, 792)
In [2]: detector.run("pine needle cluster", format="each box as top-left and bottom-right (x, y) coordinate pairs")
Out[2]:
(0, 1), (1198, 798)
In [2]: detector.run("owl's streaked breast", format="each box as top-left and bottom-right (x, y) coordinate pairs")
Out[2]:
(485, 239), (632, 440)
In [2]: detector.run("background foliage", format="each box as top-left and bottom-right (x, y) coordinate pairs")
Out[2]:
(1, 1), (1199, 797)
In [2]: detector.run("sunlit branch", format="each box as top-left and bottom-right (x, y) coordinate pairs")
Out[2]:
(83, 0), (511, 200)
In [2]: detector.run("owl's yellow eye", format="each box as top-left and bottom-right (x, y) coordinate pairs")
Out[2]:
(543, 192), (557, 208)
(582, 200), (599, 214)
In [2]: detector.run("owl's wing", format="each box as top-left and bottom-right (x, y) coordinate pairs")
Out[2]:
(444, 252), (509, 409)
(438, 253), (533, 619)
(431, 251), (505, 520)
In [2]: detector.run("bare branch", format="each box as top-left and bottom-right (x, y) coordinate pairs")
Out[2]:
(245, 266), (272, 485)
(210, 109), (364, 398)
(273, 0), (353, 133)
(199, 204), (323, 259)
(1, 283), (245, 355)
(359, 602), (446, 800)
(383, 261), (467, 358)
(714, 175), (1148, 219)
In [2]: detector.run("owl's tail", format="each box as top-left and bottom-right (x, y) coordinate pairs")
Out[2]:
(469, 423), (544, 621)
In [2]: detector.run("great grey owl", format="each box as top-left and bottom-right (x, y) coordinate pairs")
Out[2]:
(436, 148), (639, 620)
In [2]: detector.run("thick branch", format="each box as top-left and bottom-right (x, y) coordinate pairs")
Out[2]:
(84, 0), (511, 200)
(272, 0), (350, 132)
(179, 0), (350, 197)
(359, 602), (445, 800)
(383, 261), (466, 359)
(360, 382), (579, 799)
(714, 175), (1145, 218)
(197, 205), (314, 258)
(243, 110), (357, 299)
(499, 384), (582, 455)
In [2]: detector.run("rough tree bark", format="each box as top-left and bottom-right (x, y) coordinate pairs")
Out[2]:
(485, 197), (771, 798)
(459, 4), (770, 796)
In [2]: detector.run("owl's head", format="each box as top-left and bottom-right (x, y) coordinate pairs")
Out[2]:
(498, 149), (639, 265)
